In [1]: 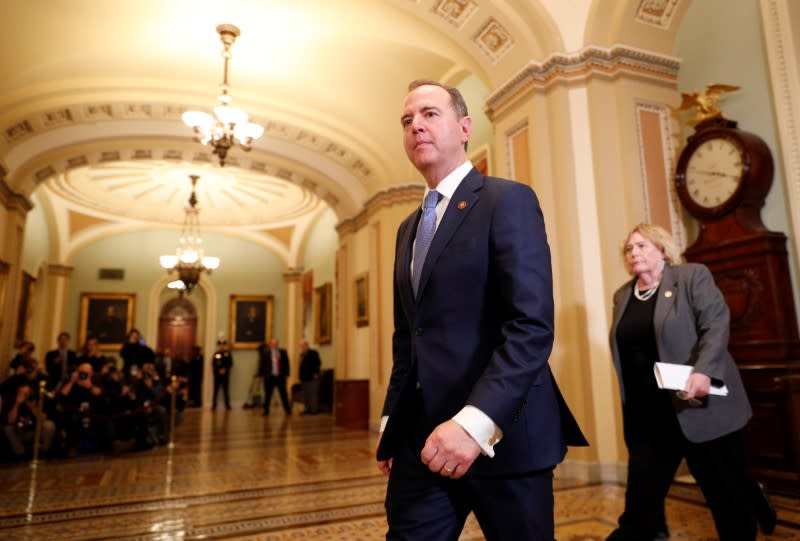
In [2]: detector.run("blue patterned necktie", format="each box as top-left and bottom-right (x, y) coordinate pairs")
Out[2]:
(412, 190), (441, 295)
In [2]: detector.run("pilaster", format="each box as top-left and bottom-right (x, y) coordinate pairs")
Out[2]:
(38, 263), (74, 349)
(283, 267), (304, 384)
(0, 186), (32, 369)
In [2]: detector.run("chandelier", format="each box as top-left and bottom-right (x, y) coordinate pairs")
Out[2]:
(159, 175), (220, 294)
(182, 24), (264, 166)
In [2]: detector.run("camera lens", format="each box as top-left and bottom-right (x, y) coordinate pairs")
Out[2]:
(78, 371), (89, 380)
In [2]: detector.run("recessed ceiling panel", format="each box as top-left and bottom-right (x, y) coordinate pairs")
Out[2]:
(50, 161), (319, 227)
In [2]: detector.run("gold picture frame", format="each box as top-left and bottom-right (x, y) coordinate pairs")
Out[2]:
(314, 282), (332, 345)
(79, 292), (136, 351)
(229, 294), (273, 349)
(354, 273), (369, 327)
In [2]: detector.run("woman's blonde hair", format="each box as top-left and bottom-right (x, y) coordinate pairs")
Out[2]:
(621, 223), (683, 273)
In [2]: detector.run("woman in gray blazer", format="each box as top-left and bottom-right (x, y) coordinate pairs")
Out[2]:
(606, 223), (773, 541)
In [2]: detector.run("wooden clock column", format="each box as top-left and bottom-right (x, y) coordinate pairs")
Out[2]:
(675, 116), (800, 493)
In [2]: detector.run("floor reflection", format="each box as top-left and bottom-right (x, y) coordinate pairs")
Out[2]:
(0, 408), (796, 540)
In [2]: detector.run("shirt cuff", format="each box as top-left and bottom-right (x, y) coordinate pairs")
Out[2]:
(452, 405), (503, 458)
(379, 415), (388, 433)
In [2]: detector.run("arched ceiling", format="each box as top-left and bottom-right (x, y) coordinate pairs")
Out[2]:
(0, 0), (674, 248)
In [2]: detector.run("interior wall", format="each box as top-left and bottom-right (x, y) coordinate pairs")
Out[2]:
(301, 207), (338, 368)
(67, 229), (287, 403)
(675, 0), (800, 319)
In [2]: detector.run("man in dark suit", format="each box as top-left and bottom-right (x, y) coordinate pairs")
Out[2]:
(258, 338), (291, 416)
(298, 339), (322, 414)
(44, 331), (78, 391)
(376, 80), (587, 540)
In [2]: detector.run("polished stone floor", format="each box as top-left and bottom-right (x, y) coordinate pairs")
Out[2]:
(0, 408), (798, 540)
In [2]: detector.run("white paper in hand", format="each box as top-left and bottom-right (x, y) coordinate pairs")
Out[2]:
(653, 362), (728, 396)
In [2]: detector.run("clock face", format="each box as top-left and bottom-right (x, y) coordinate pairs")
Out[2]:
(684, 137), (744, 209)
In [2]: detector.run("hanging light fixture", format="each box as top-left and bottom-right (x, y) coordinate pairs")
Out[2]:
(183, 24), (264, 166)
(159, 175), (220, 294)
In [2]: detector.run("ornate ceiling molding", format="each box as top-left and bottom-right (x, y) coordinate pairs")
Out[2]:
(45, 263), (73, 278)
(2, 100), (374, 184)
(485, 44), (680, 119)
(336, 184), (424, 236)
(0, 175), (32, 214)
(473, 17), (515, 65)
(432, 0), (479, 28)
(29, 147), (337, 224)
(635, 0), (680, 28)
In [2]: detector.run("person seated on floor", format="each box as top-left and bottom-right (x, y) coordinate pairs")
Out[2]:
(17, 359), (54, 419)
(98, 360), (141, 454)
(130, 363), (168, 446)
(58, 362), (104, 457)
(1, 381), (56, 459)
(1, 357), (45, 400)
(8, 341), (36, 375)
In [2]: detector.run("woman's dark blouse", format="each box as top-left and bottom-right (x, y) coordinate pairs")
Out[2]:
(615, 283), (675, 440)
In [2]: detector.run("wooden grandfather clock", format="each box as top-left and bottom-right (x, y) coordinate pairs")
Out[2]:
(674, 90), (800, 491)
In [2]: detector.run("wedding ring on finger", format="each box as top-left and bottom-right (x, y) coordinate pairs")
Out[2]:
(443, 466), (454, 475)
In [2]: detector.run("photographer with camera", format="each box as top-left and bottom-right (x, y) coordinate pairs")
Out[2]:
(1, 381), (55, 459)
(129, 362), (168, 447)
(95, 359), (141, 454)
(59, 362), (103, 457)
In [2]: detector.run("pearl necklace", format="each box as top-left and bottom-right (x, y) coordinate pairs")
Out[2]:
(634, 281), (660, 301)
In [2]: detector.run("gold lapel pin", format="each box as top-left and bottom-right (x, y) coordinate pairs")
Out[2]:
(664, 291), (673, 298)
(457, 200), (467, 209)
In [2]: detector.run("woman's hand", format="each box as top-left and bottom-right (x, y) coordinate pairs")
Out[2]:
(684, 372), (711, 398)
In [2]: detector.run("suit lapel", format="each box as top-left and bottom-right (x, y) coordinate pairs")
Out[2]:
(397, 211), (420, 311)
(612, 283), (633, 332)
(653, 265), (678, 348)
(416, 168), (482, 301)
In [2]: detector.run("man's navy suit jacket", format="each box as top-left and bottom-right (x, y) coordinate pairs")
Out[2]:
(378, 168), (586, 477)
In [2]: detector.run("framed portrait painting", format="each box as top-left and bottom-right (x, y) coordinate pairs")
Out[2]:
(354, 273), (368, 327)
(314, 282), (332, 345)
(79, 292), (135, 351)
(229, 294), (273, 349)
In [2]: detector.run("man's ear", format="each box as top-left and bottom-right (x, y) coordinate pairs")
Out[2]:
(460, 115), (472, 144)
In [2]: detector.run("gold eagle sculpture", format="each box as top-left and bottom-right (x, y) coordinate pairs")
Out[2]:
(677, 83), (740, 125)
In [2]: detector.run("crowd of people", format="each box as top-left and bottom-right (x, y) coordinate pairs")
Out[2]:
(1, 329), (326, 462)
(0, 329), (191, 461)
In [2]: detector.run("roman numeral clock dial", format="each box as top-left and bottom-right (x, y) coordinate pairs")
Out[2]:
(685, 138), (743, 208)
(675, 118), (773, 222)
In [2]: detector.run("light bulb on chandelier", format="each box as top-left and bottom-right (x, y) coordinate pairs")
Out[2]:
(159, 175), (220, 294)
(182, 24), (264, 167)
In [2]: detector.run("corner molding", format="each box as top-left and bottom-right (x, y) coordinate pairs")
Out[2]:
(2, 100), (374, 183)
(0, 175), (33, 213)
(485, 44), (680, 119)
(760, 0), (800, 266)
(336, 185), (423, 236)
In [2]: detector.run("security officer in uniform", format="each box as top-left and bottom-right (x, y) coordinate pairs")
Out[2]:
(211, 340), (233, 410)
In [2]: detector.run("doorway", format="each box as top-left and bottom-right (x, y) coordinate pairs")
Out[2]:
(156, 296), (198, 361)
